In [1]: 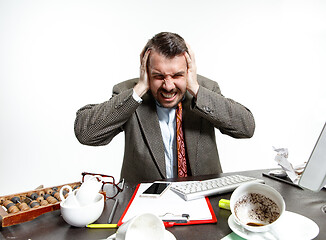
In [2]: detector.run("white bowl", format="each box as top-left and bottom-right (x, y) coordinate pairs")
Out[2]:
(60, 193), (104, 227)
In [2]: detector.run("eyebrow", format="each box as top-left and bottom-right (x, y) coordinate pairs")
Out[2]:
(150, 70), (186, 77)
(151, 71), (164, 76)
(172, 71), (186, 76)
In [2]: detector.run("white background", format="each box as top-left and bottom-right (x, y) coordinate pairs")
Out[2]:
(1, 0), (325, 195)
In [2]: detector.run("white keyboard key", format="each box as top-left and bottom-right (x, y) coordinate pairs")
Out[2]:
(170, 175), (264, 201)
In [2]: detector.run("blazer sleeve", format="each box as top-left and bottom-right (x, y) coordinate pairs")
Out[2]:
(191, 78), (255, 138)
(74, 86), (141, 146)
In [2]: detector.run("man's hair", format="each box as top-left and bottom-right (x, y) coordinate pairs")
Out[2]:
(142, 32), (188, 59)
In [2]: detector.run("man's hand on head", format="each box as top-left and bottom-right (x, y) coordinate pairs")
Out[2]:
(184, 44), (199, 98)
(134, 49), (151, 97)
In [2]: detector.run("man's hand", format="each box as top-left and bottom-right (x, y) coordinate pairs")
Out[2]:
(134, 49), (151, 97)
(184, 44), (199, 97)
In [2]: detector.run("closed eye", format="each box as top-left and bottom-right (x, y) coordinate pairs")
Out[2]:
(172, 72), (185, 79)
(151, 74), (165, 80)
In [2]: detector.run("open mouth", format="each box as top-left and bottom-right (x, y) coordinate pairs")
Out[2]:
(161, 92), (177, 99)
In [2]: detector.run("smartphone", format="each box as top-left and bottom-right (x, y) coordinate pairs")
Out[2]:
(140, 182), (171, 198)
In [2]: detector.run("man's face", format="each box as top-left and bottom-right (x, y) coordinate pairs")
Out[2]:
(148, 50), (187, 108)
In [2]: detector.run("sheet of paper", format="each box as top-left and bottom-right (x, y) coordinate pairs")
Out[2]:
(122, 183), (213, 222)
(273, 147), (300, 184)
(221, 232), (246, 240)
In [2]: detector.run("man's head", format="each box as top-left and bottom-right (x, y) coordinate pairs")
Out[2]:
(142, 32), (188, 59)
(143, 32), (189, 108)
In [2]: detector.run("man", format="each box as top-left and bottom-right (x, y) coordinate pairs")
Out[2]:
(74, 32), (255, 182)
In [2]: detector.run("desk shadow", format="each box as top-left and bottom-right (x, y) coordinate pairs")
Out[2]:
(62, 225), (116, 240)
(218, 208), (232, 219)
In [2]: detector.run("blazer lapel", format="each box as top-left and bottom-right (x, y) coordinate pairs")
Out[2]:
(135, 93), (166, 178)
(183, 92), (201, 175)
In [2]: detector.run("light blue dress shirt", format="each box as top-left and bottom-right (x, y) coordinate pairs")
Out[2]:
(156, 104), (177, 178)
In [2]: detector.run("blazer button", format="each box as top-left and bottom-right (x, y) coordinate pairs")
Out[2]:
(204, 106), (211, 113)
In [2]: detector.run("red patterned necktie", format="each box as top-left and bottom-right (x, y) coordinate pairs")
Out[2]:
(176, 102), (188, 177)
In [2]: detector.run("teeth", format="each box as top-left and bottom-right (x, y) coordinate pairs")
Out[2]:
(162, 92), (176, 98)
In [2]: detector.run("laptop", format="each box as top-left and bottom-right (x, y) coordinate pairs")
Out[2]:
(299, 122), (326, 192)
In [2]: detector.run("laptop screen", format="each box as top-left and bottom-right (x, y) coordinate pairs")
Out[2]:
(299, 122), (326, 191)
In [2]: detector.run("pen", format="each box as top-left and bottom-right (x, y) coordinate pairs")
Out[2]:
(162, 219), (188, 223)
(262, 173), (303, 189)
(86, 224), (118, 228)
(160, 213), (189, 224)
(108, 199), (119, 224)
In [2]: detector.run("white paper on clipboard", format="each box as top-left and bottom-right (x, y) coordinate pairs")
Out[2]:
(121, 183), (214, 223)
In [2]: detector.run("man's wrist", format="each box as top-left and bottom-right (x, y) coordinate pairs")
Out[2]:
(132, 89), (142, 103)
(188, 84), (199, 98)
(133, 82), (148, 98)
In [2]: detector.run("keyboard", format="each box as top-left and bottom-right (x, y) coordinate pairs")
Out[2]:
(170, 175), (264, 201)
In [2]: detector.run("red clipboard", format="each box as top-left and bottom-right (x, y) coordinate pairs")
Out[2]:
(117, 184), (217, 227)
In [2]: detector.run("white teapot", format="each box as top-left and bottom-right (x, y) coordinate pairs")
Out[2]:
(76, 175), (103, 206)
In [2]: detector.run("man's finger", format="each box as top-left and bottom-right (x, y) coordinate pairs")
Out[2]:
(186, 43), (196, 63)
(184, 51), (193, 70)
(141, 49), (151, 71)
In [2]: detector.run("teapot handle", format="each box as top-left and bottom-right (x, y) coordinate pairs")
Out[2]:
(86, 175), (103, 182)
(60, 185), (72, 201)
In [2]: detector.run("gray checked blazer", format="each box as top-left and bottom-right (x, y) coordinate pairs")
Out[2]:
(74, 75), (255, 182)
